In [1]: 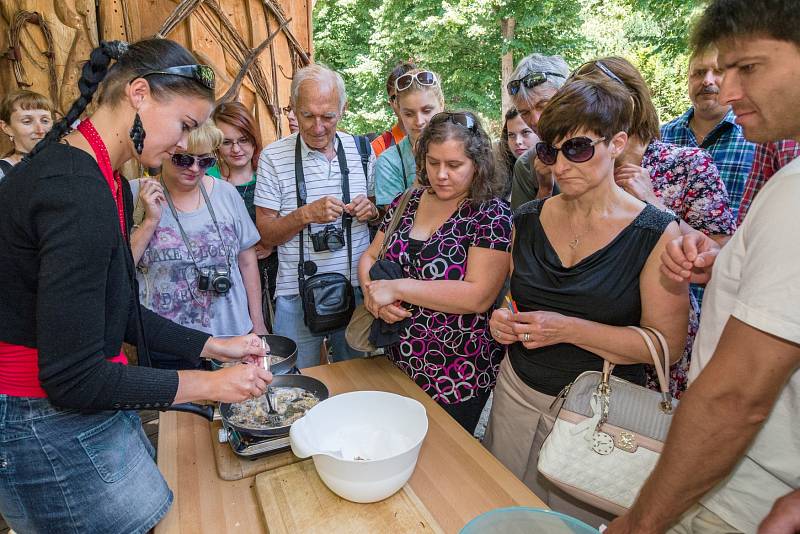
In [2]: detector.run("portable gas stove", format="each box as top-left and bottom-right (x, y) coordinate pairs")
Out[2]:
(216, 415), (292, 459)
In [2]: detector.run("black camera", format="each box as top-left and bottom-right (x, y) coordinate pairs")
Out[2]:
(311, 224), (346, 252)
(197, 266), (232, 294)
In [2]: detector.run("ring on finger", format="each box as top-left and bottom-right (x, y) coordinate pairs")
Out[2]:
(523, 332), (530, 342)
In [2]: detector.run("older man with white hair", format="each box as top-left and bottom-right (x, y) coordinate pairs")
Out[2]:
(507, 53), (570, 209)
(255, 64), (377, 368)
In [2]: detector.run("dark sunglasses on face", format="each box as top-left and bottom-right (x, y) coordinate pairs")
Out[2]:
(395, 71), (438, 92)
(536, 136), (606, 166)
(431, 111), (479, 133)
(507, 71), (567, 96)
(140, 64), (216, 91)
(171, 153), (217, 170)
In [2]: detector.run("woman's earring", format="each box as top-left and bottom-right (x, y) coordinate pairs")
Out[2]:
(129, 113), (146, 155)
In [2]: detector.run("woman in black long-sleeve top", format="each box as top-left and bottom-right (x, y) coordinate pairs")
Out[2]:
(0, 39), (272, 533)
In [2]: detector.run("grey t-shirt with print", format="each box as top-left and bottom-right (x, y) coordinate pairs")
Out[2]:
(131, 178), (261, 336)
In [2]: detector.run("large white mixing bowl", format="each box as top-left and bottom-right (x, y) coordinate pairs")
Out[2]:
(290, 390), (429, 503)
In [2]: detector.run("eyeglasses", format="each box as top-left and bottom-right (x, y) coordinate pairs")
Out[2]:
(171, 153), (217, 169)
(281, 105), (292, 114)
(507, 71), (566, 96)
(140, 64), (216, 91)
(431, 111), (478, 133)
(535, 136), (606, 166)
(395, 71), (438, 92)
(220, 137), (253, 149)
(571, 60), (627, 88)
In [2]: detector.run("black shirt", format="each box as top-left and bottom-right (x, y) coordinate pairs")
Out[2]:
(509, 198), (675, 396)
(0, 143), (210, 410)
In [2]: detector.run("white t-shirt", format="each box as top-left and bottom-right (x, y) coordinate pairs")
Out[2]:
(689, 156), (800, 533)
(254, 132), (375, 297)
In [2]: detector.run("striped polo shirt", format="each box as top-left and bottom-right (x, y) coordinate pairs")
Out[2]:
(254, 132), (376, 297)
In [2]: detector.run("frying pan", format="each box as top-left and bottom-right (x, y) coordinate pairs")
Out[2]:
(218, 374), (329, 437)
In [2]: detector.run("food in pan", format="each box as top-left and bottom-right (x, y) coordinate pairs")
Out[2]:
(228, 387), (319, 428)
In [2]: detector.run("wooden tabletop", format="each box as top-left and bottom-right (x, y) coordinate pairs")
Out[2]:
(155, 356), (545, 534)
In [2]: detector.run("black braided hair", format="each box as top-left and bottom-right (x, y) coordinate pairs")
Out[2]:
(28, 41), (126, 158)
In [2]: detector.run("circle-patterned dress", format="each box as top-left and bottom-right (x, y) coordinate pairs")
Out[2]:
(379, 188), (513, 405)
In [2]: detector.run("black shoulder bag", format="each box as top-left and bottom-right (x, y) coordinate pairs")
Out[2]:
(295, 135), (356, 334)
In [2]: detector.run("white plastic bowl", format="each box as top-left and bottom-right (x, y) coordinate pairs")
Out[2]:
(290, 390), (428, 503)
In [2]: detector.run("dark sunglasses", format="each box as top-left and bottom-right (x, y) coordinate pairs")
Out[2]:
(536, 136), (606, 166)
(395, 71), (438, 92)
(507, 71), (567, 96)
(431, 111), (478, 133)
(141, 64), (216, 91)
(571, 60), (627, 88)
(171, 153), (217, 170)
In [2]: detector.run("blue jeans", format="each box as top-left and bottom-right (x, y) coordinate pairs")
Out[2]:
(273, 289), (365, 369)
(0, 395), (172, 534)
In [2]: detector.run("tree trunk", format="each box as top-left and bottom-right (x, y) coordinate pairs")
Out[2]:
(500, 17), (516, 117)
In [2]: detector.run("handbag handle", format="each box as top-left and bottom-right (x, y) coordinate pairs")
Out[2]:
(377, 188), (415, 260)
(601, 325), (673, 413)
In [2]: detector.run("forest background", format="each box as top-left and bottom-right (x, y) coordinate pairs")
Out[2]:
(313, 0), (703, 136)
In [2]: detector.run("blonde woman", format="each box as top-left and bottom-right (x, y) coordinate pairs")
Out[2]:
(375, 68), (445, 207)
(131, 120), (267, 368)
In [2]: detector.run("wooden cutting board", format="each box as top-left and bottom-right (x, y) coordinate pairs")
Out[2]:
(209, 420), (301, 481)
(255, 459), (444, 534)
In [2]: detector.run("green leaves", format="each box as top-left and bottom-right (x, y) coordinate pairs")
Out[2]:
(314, 0), (699, 135)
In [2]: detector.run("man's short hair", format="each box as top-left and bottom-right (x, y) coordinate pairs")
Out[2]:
(290, 64), (347, 113)
(693, 0), (800, 51)
(509, 53), (570, 98)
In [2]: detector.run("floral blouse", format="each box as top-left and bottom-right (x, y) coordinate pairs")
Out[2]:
(379, 189), (513, 405)
(643, 139), (736, 397)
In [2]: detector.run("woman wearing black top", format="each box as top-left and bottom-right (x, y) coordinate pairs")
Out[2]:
(484, 78), (688, 526)
(0, 40), (271, 533)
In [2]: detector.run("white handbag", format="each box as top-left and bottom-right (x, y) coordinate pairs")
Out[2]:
(537, 326), (676, 516)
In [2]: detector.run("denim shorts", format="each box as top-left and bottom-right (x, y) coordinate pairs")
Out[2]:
(273, 289), (365, 369)
(0, 395), (172, 534)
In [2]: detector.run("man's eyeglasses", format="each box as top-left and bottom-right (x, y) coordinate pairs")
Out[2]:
(431, 111), (478, 133)
(395, 71), (438, 92)
(535, 136), (605, 166)
(141, 64), (216, 91)
(171, 153), (217, 170)
(220, 137), (252, 149)
(507, 71), (567, 96)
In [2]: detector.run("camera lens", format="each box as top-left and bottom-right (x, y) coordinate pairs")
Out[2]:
(326, 233), (344, 251)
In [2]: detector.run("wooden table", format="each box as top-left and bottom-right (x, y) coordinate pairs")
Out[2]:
(155, 357), (545, 534)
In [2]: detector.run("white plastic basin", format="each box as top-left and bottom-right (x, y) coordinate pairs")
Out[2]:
(290, 390), (429, 503)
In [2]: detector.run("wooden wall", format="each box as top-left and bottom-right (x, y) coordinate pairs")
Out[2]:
(0, 0), (312, 157)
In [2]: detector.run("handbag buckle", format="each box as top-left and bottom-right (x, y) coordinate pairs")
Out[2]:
(660, 392), (673, 414)
(613, 430), (639, 453)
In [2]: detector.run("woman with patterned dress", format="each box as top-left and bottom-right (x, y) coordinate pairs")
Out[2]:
(573, 57), (736, 396)
(359, 111), (512, 433)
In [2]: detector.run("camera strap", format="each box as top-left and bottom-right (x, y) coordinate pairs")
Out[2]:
(160, 177), (232, 272)
(295, 134), (353, 288)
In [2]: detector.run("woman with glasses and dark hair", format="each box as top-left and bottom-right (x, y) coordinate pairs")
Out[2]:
(374, 68), (445, 208)
(573, 56), (736, 397)
(496, 107), (538, 199)
(485, 78), (688, 527)
(0, 39), (270, 533)
(131, 119), (268, 355)
(360, 111), (512, 433)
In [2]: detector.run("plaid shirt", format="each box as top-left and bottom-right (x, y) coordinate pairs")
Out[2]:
(661, 108), (755, 220)
(737, 139), (800, 225)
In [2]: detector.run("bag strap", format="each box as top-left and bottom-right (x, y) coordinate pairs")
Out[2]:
(354, 135), (371, 179)
(377, 188), (414, 260)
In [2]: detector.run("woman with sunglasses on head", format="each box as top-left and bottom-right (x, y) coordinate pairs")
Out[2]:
(0, 90), (55, 180)
(0, 40), (271, 533)
(496, 107), (539, 200)
(210, 102), (278, 323)
(484, 78), (688, 527)
(374, 68), (445, 208)
(573, 56), (736, 398)
(360, 111), (512, 433)
(131, 119), (268, 356)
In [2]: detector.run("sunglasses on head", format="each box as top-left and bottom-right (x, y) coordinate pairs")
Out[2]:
(571, 60), (627, 88)
(141, 64), (216, 91)
(395, 71), (438, 92)
(171, 153), (217, 170)
(536, 136), (606, 166)
(431, 111), (478, 133)
(507, 71), (566, 96)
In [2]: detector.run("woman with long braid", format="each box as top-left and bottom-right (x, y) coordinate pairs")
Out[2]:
(0, 39), (272, 532)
